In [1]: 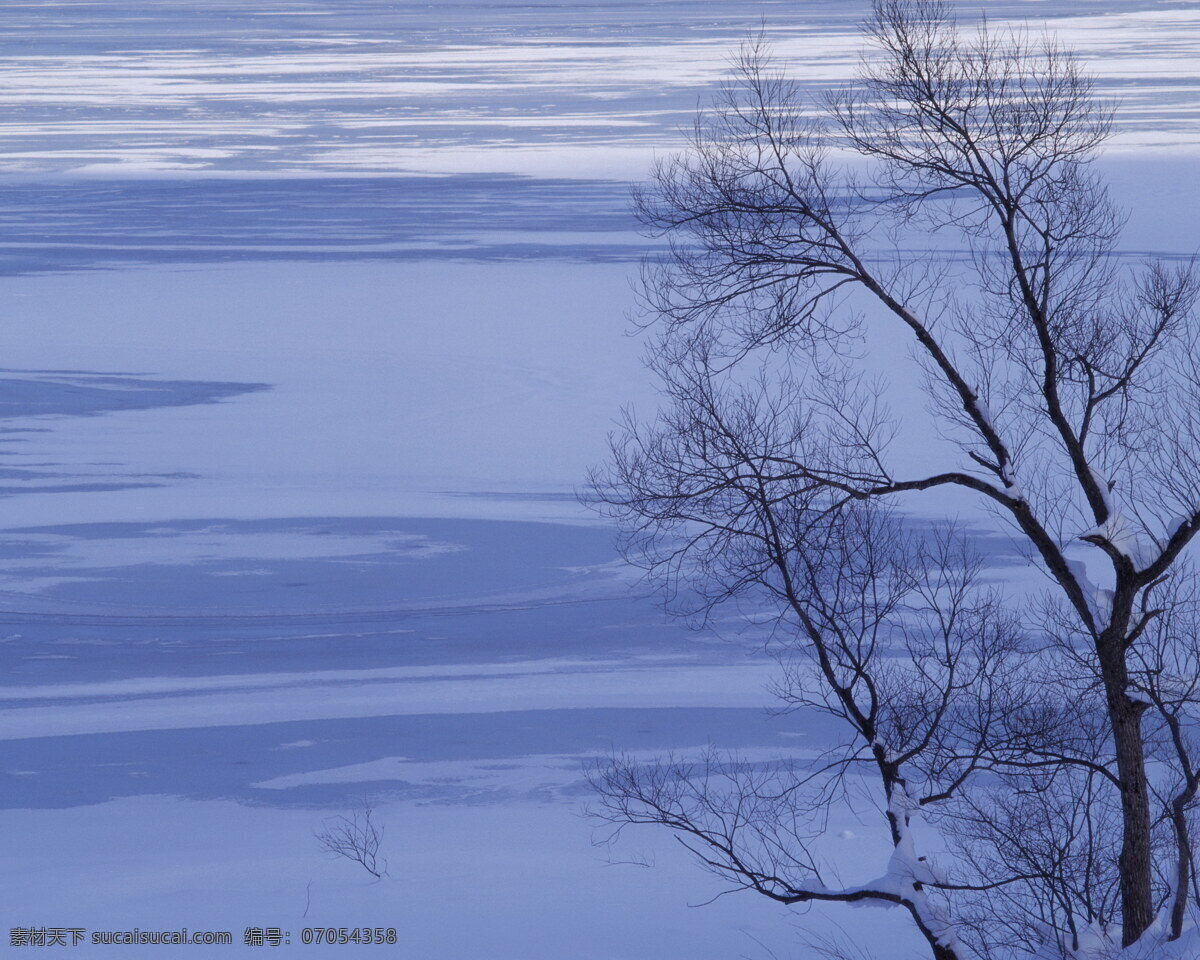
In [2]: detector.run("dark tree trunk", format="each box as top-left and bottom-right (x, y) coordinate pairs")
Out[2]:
(1099, 615), (1155, 947)
(1112, 702), (1154, 945)
(1170, 796), (1191, 940)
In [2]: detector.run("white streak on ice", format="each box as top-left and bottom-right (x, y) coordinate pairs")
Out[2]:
(0, 660), (776, 741)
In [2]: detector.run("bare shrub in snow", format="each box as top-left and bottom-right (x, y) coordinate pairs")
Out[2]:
(588, 1), (1200, 957)
(315, 806), (388, 880)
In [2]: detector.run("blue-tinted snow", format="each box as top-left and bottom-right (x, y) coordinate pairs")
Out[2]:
(0, 0), (1195, 182)
(0, 369), (267, 499)
(0, 1), (1196, 957)
(0, 707), (809, 809)
(0, 176), (643, 275)
(0, 369), (268, 419)
(0, 517), (701, 680)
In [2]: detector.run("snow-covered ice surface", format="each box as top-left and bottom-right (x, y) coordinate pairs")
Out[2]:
(0, 1), (1197, 957)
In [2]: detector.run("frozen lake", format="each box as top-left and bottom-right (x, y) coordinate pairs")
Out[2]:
(1, 1), (1198, 957)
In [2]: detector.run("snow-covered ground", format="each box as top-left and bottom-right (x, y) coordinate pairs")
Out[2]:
(0, 1), (1197, 957)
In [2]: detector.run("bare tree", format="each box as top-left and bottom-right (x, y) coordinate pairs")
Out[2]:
(588, 1), (1200, 956)
(315, 805), (388, 880)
